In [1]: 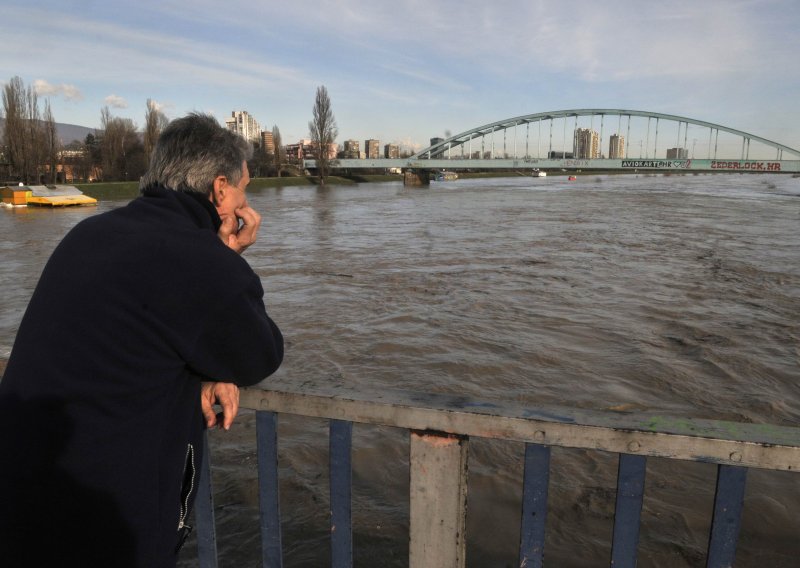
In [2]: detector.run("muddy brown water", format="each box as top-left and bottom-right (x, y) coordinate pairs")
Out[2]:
(1, 174), (798, 566)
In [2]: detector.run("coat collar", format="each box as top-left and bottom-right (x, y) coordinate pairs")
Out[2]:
(140, 184), (222, 233)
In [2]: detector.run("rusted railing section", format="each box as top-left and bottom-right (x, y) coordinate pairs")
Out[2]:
(194, 386), (800, 567)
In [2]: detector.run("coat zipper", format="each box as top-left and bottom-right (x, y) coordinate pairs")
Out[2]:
(176, 443), (195, 551)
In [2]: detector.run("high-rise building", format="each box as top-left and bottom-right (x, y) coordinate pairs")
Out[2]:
(666, 147), (689, 159)
(365, 139), (380, 159)
(225, 111), (261, 146)
(384, 143), (399, 159)
(429, 137), (445, 158)
(261, 131), (275, 155)
(573, 128), (600, 159)
(342, 140), (360, 159)
(609, 134), (625, 159)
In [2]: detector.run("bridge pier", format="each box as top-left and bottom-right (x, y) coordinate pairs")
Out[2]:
(404, 169), (430, 186)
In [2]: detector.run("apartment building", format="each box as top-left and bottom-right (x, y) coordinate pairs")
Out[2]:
(342, 140), (360, 159)
(609, 134), (625, 159)
(666, 147), (689, 159)
(261, 131), (275, 155)
(384, 143), (400, 159)
(573, 128), (600, 159)
(364, 139), (380, 159)
(225, 111), (261, 145)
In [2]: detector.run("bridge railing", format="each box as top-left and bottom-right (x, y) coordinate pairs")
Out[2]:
(193, 386), (800, 567)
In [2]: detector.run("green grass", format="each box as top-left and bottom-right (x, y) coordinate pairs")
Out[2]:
(75, 181), (140, 200)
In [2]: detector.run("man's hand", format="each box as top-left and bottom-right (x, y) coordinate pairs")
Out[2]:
(218, 204), (261, 254)
(200, 381), (240, 430)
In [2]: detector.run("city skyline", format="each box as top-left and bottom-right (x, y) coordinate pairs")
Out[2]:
(3, 0), (799, 154)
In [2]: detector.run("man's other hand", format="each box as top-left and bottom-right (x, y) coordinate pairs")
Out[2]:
(200, 381), (240, 430)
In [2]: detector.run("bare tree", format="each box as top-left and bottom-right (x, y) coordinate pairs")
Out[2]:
(2, 76), (46, 184)
(42, 99), (59, 183)
(25, 83), (44, 183)
(308, 85), (338, 185)
(99, 106), (146, 181)
(272, 125), (285, 177)
(144, 99), (168, 167)
(2, 77), (26, 182)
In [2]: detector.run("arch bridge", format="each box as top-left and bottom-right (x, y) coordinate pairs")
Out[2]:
(307, 109), (800, 178)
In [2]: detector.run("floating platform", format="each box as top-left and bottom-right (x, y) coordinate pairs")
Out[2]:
(434, 171), (458, 181)
(1, 185), (97, 208)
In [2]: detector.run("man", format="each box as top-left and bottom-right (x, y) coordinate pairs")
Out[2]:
(0, 114), (283, 567)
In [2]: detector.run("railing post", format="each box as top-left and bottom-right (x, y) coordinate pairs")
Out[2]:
(706, 465), (747, 568)
(519, 443), (551, 568)
(611, 454), (647, 567)
(330, 420), (353, 567)
(257, 410), (283, 568)
(409, 430), (469, 568)
(196, 431), (218, 568)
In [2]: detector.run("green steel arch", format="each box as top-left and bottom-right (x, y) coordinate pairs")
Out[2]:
(410, 109), (800, 160)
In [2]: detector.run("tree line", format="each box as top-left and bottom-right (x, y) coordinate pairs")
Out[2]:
(1, 76), (173, 184)
(2, 76), (339, 185)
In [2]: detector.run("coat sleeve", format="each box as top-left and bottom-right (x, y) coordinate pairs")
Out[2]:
(186, 272), (284, 386)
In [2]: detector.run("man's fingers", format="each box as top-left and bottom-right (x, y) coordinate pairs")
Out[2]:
(218, 387), (240, 430)
(200, 383), (218, 428)
(233, 206), (261, 251)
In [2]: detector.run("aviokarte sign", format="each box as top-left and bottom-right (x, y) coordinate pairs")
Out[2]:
(621, 160), (691, 169)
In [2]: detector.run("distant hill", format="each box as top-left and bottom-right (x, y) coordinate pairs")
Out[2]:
(0, 118), (96, 145)
(54, 122), (96, 144)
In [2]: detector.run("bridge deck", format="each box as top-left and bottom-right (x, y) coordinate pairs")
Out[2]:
(307, 157), (800, 173)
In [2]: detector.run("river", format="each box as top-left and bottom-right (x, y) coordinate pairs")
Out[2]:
(1, 173), (799, 566)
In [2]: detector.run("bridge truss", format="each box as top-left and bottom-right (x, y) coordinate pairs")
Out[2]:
(410, 109), (800, 162)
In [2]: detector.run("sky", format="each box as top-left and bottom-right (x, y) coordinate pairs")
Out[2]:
(3, 0), (799, 155)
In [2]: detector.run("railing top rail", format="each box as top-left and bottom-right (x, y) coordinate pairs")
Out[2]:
(240, 386), (800, 472)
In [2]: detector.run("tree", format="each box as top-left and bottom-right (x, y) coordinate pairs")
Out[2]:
(144, 99), (169, 167)
(2, 77), (25, 182)
(78, 133), (101, 182)
(272, 125), (285, 177)
(25, 85), (44, 183)
(99, 106), (146, 181)
(2, 76), (47, 184)
(308, 85), (338, 185)
(42, 99), (59, 184)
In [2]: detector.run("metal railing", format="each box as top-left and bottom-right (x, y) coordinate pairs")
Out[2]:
(193, 386), (800, 567)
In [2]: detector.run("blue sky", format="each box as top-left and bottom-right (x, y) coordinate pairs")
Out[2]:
(4, 0), (799, 155)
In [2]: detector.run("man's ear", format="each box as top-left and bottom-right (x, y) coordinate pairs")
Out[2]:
(211, 175), (227, 206)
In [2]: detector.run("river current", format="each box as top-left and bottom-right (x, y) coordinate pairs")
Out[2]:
(1, 173), (799, 566)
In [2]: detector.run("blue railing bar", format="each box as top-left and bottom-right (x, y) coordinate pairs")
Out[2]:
(518, 443), (551, 568)
(330, 420), (354, 567)
(610, 454), (647, 567)
(196, 431), (219, 568)
(257, 410), (284, 568)
(706, 465), (747, 568)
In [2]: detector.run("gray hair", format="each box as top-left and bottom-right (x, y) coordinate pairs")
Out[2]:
(139, 113), (253, 195)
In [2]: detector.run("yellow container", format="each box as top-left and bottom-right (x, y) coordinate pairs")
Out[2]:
(0, 187), (31, 205)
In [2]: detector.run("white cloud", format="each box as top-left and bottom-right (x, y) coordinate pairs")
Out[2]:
(61, 84), (83, 101)
(147, 99), (169, 112)
(33, 79), (83, 101)
(104, 94), (128, 109)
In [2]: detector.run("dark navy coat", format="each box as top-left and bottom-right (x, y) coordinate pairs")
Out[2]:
(0, 185), (283, 567)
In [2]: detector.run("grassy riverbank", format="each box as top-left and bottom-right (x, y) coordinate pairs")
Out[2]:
(74, 170), (603, 199)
